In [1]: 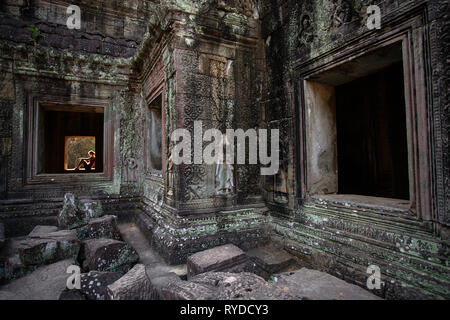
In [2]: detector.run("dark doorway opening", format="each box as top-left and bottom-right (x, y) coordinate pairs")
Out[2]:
(41, 108), (104, 174)
(335, 62), (409, 199)
(148, 94), (162, 172)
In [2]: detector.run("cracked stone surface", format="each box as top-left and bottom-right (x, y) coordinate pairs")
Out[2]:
(82, 238), (139, 274)
(161, 272), (296, 300)
(0, 259), (75, 300)
(272, 268), (381, 300)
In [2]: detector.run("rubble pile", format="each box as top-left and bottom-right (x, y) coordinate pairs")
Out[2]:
(0, 193), (139, 300)
(1, 194), (381, 300)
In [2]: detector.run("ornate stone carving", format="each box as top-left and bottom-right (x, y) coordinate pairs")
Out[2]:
(298, 14), (314, 45)
(326, 0), (354, 29)
(215, 134), (234, 196)
(183, 165), (207, 201)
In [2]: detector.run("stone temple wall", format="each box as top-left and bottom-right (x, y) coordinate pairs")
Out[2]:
(0, 0), (448, 299)
(260, 0), (450, 299)
(0, 0), (154, 233)
(129, 0), (271, 265)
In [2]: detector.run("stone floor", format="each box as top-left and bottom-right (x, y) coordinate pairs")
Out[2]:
(118, 223), (187, 278)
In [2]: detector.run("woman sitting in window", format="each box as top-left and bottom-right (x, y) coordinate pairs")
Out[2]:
(75, 150), (95, 172)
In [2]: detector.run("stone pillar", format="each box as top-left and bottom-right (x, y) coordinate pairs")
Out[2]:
(136, 2), (269, 264)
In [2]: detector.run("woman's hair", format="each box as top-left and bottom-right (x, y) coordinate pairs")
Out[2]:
(88, 150), (95, 155)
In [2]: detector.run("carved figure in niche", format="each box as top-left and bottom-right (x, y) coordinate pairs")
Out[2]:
(124, 149), (138, 182)
(166, 151), (174, 196)
(215, 133), (234, 196)
(298, 14), (314, 45)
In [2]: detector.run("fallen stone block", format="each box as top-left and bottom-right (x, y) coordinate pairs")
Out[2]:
(77, 215), (121, 241)
(145, 264), (183, 299)
(82, 238), (139, 274)
(187, 244), (253, 279)
(1, 254), (38, 284)
(57, 193), (104, 230)
(161, 278), (215, 300)
(160, 272), (296, 300)
(80, 271), (122, 300)
(106, 264), (153, 300)
(247, 245), (297, 279)
(57, 193), (86, 230)
(0, 259), (75, 300)
(18, 230), (80, 266)
(29, 225), (58, 236)
(0, 237), (38, 284)
(272, 268), (382, 300)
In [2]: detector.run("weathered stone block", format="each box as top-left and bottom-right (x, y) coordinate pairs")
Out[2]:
(59, 288), (86, 300)
(82, 238), (139, 274)
(161, 272), (296, 300)
(106, 264), (154, 300)
(247, 245), (296, 279)
(29, 225), (58, 236)
(18, 230), (80, 266)
(0, 254), (37, 284)
(76, 215), (121, 241)
(161, 278), (215, 300)
(187, 244), (252, 279)
(80, 271), (122, 300)
(57, 193), (85, 230)
(272, 268), (381, 300)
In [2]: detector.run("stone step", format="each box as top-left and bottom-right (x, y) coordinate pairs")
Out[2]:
(247, 245), (299, 279)
(0, 259), (75, 300)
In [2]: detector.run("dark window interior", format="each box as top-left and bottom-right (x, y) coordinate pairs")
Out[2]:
(336, 62), (409, 199)
(148, 94), (162, 171)
(42, 109), (104, 173)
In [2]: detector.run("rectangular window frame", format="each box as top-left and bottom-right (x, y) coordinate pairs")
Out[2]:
(145, 91), (164, 177)
(295, 14), (432, 221)
(25, 95), (114, 185)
